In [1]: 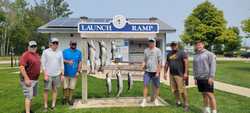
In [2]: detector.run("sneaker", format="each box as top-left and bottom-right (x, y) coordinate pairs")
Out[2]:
(173, 102), (181, 108)
(154, 100), (159, 106)
(51, 106), (58, 111)
(42, 108), (48, 112)
(62, 99), (67, 105)
(183, 105), (190, 112)
(140, 101), (147, 107)
(24, 110), (34, 113)
(68, 100), (74, 106)
(203, 111), (211, 113)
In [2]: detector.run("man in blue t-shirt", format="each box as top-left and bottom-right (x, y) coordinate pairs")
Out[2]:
(62, 39), (82, 106)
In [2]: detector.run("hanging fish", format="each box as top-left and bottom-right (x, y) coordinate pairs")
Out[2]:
(106, 73), (112, 95)
(98, 40), (107, 73)
(126, 72), (133, 93)
(111, 41), (116, 60)
(88, 40), (96, 74)
(115, 72), (123, 99)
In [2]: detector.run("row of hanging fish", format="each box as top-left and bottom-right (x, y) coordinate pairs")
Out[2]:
(106, 72), (133, 99)
(88, 40), (116, 74)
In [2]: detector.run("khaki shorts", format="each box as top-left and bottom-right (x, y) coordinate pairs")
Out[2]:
(44, 76), (61, 90)
(170, 74), (186, 93)
(63, 76), (77, 89)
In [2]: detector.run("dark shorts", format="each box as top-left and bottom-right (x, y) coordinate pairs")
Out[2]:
(143, 71), (160, 87)
(197, 80), (214, 93)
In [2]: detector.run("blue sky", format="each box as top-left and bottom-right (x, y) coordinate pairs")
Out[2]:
(15, 0), (250, 45)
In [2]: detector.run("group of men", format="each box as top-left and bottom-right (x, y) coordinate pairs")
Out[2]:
(139, 38), (217, 113)
(19, 37), (216, 113)
(19, 38), (82, 113)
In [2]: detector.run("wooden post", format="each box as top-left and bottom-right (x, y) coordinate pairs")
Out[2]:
(80, 16), (88, 104)
(150, 17), (157, 102)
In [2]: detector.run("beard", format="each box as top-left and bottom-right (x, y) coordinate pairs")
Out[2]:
(70, 46), (76, 50)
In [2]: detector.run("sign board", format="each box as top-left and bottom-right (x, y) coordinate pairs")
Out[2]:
(78, 15), (159, 33)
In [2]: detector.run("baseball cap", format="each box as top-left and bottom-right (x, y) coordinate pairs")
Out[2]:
(29, 41), (37, 46)
(70, 39), (77, 44)
(51, 38), (58, 43)
(171, 41), (177, 45)
(148, 37), (155, 42)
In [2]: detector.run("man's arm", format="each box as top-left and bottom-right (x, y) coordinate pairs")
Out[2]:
(208, 53), (216, 86)
(155, 62), (162, 78)
(19, 65), (31, 87)
(64, 59), (74, 65)
(140, 61), (146, 72)
(164, 61), (169, 80)
(75, 60), (82, 77)
(183, 59), (189, 80)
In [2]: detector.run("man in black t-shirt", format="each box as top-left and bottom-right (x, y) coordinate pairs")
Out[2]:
(164, 41), (189, 112)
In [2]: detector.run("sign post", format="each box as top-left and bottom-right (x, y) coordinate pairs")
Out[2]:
(78, 15), (159, 103)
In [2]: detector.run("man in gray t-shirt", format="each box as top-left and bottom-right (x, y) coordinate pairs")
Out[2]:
(139, 37), (162, 107)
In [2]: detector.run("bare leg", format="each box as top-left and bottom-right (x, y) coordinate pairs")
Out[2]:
(69, 89), (74, 100)
(52, 87), (58, 107)
(154, 87), (159, 99)
(207, 92), (216, 110)
(25, 99), (32, 113)
(62, 88), (67, 99)
(182, 92), (188, 105)
(174, 90), (180, 102)
(43, 89), (49, 108)
(143, 85), (148, 99)
(202, 92), (210, 107)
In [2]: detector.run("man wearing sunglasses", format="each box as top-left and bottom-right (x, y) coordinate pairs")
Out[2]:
(62, 39), (82, 106)
(41, 38), (64, 112)
(164, 41), (189, 112)
(140, 37), (162, 107)
(19, 41), (41, 113)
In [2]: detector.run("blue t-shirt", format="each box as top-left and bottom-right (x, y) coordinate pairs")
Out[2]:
(63, 48), (82, 77)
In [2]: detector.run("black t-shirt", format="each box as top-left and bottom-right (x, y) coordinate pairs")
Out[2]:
(167, 50), (188, 76)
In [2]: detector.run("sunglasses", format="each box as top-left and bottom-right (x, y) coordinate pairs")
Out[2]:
(71, 44), (77, 45)
(52, 42), (58, 45)
(30, 45), (37, 48)
(148, 40), (154, 43)
(171, 44), (177, 47)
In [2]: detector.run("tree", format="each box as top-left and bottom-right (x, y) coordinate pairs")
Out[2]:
(179, 1), (227, 50)
(241, 17), (250, 38)
(177, 41), (184, 50)
(223, 26), (242, 52)
(34, 0), (73, 23)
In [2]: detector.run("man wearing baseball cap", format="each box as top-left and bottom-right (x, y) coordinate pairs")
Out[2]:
(164, 41), (190, 111)
(140, 37), (162, 107)
(62, 39), (82, 106)
(19, 41), (41, 113)
(41, 38), (64, 112)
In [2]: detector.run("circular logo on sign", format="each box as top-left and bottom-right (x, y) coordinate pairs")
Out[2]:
(113, 15), (126, 29)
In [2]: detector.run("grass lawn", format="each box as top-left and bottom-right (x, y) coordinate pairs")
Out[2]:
(188, 61), (250, 88)
(0, 68), (250, 113)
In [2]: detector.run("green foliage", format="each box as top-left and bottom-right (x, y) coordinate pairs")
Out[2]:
(34, 0), (73, 23)
(180, 1), (227, 50)
(241, 17), (250, 38)
(223, 26), (242, 51)
(177, 41), (184, 50)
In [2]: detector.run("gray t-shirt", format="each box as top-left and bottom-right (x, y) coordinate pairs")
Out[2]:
(41, 48), (64, 77)
(143, 47), (162, 72)
(167, 50), (187, 76)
